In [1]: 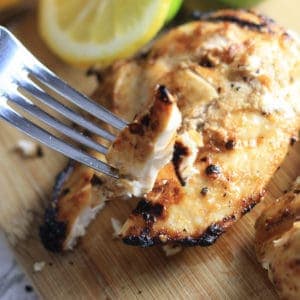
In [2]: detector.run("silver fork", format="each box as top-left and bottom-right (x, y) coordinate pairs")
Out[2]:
(0, 26), (127, 178)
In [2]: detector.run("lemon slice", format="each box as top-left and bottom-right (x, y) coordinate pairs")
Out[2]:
(39, 0), (172, 66)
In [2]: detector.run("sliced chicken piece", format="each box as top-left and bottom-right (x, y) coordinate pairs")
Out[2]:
(39, 162), (106, 251)
(40, 9), (300, 252)
(107, 85), (182, 196)
(255, 177), (300, 300)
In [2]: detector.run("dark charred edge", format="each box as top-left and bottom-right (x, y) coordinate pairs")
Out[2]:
(122, 223), (224, 247)
(191, 10), (275, 32)
(123, 192), (264, 248)
(241, 201), (258, 215)
(39, 160), (75, 252)
(241, 190), (265, 215)
(123, 228), (155, 247)
(123, 214), (238, 247)
(39, 207), (67, 252)
(176, 224), (225, 246)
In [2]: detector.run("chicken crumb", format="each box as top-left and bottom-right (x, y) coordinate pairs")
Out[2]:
(111, 217), (122, 238)
(33, 261), (46, 272)
(16, 140), (43, 158)
(162, 244), (182, 257)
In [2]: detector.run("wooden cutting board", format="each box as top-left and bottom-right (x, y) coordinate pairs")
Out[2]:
(1, 1), (300, 299)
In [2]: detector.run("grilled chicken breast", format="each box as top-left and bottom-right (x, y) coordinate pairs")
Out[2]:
(40, 9), (300, 252)
(255, 177), (300, 300)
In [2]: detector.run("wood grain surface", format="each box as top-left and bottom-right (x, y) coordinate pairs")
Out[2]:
(1, 0), (300, 299)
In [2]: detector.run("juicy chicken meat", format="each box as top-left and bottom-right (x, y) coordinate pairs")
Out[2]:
(255, 177), (300, 300)
(40, 9), (300, 252)
(107, 85), (182, 197)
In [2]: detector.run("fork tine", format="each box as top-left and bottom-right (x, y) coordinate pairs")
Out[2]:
(0, 102), (118, 178)
(6, 91), (109, 155)
(17, 78), (116, 142)
(28, 65), (128, 130)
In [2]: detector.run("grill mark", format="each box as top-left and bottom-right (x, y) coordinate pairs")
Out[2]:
(133, 199), (164, 222)
(172, 142), (189, 186)
(206, 15), (266, 31)
(192, 11), (274, 32)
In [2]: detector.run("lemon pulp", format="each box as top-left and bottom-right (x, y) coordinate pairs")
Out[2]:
(39, 0), (172, 66)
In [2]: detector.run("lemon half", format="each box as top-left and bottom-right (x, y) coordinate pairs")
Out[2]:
(39, 0), (172, 66)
